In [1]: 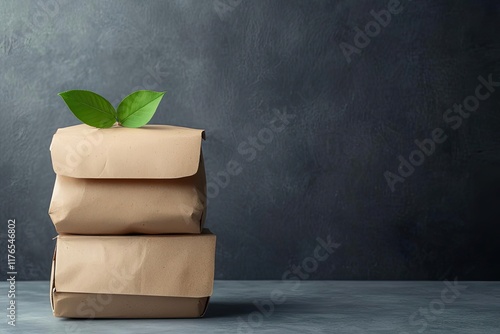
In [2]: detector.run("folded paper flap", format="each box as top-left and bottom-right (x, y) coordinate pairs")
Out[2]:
(50, 124), (205, 179)
(54, 230), (215, 298)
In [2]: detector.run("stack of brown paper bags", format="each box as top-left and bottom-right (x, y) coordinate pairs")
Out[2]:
(48, 124), (216, 318)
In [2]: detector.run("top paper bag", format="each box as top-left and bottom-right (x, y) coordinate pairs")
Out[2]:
(50, 124), (204, 179)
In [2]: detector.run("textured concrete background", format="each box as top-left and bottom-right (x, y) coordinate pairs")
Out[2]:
(0, 0), (499, 280)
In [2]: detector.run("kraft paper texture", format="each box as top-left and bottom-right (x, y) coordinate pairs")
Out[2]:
(50, 230), (216, 318)
(48, 124), (206, 234)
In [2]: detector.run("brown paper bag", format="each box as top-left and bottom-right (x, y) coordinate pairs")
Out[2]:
(50, 230), (216, 318)
(48, 124), (206, 234)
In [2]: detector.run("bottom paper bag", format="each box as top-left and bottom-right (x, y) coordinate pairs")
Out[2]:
(50, 230), (216, 318)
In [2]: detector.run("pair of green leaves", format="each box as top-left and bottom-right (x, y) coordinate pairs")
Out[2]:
(58, 90), (166, 128)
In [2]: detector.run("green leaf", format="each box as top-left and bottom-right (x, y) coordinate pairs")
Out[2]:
(58, 90), (117, 128)
(117, 90), (165, 128)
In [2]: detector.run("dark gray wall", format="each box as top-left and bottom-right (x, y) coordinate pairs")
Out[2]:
(1, 0), (499, 280)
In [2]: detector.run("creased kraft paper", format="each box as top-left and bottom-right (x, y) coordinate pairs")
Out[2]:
(48, 124), (207, 234)
(51, 230), (216, 318)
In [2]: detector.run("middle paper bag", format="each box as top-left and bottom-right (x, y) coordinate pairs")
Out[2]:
(48, 124), (206, 235)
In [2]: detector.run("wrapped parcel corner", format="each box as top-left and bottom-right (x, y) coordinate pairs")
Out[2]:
(48, 124), (206, 234)
(50, 230), (216, 318)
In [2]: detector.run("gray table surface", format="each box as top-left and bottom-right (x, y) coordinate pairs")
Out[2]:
(0, 281), (498, 333)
